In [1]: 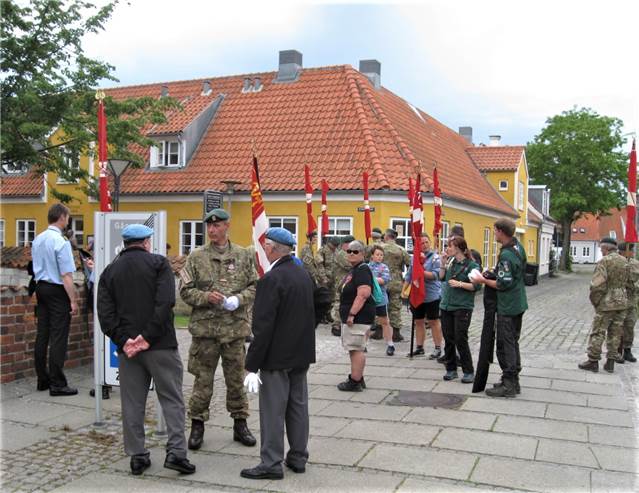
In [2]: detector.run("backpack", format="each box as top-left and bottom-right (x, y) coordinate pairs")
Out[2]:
(363, 264), (385, 306)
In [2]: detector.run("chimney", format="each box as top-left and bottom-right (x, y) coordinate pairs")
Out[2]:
(243, 78), (252, 92)
(459, 126), (473, 145)
(160, 85), (169, 98)
(201, 80), (211, 96)
(253, 77), (262, 92)
(489, 135), (502, 146)
(359, 59), (381, 89)
(276, 49), (302, 82)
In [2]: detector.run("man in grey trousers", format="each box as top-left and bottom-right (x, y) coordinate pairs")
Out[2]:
(240, 227), (316, 480)
(97, 224), (195, 476)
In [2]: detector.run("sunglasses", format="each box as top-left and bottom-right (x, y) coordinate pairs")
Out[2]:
(346, 249), (361, 254)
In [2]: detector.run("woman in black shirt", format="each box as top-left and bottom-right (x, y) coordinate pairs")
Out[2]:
(337, 240), (375, 391)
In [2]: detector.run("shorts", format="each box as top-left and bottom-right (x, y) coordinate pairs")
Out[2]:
(341, 323), (370, 352)
(410, 299), (441, 320)
(375, 305), (388, 317)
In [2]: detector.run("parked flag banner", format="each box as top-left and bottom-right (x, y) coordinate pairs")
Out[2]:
(363, 171), (372, 244)
(96, 91), (112, 212)
(251, 155), (270, 277)
(305, 165), (317, 236)
(409, 174), (426, 308)
(433, 165), (443, 243)
(321, 179), (329, 238)
(625, 139), (637, 243)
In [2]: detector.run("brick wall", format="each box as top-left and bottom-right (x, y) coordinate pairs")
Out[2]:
(0, 284), (94, 384)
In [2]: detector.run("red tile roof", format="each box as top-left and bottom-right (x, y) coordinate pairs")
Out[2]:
(571, 208), (626, 242)
(571, 214), (599, 241)
(466, 146), (525, 171)
(0, 169), (44, 198)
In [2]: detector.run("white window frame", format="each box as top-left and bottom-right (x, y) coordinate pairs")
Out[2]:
(571, 246), (577, 256)
(16, 219), (36, 247)
(179, 220), (205, 255)
(56, 149), (80, 184)
(150, 139), (182, 168)
(492, 230), (498, 269)
(1, 161), (28, 174)
(0, 219), (4, 247)
(69, 216), (84, 247)
(483, 227), (490, 267)
(499, 180), (508, 191)
(583, 246), (590, 257)
(389, 217), (412, 251)
(518, 181), (525, 210)
(609, 230), (616, 239)
(318, 216), (352, 238)
(268, 216), (299, 254)
(439, 221), (450, 252)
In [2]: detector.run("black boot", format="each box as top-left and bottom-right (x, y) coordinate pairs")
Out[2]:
(603, 359), (614, 373)
(485, 378), (516, 398)
(392, 328), (404, 342)
(331, 324), (341, 337)
(492, 377), (521, 394)
(370, 325), (383, 340)
(578, 359), (599, 373)
(624, 348), (637, 363)
(188, 419), (204, 450)
(233, 419), (256, 446)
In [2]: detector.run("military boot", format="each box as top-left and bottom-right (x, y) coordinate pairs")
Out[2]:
(370, 324), (383, 340)
(392, 328), (404, 342)
(492, 377), (521, 394)
(578, 359), (599, 372)
(331, 324), (341, 337)
(603, 359), (615, 373)
(615, 353), (625, 364)
(188, 419), (204, 450)
(485, 378), (516, 398)
(624, 348), (637, 363)
(233, 419), (257, 447)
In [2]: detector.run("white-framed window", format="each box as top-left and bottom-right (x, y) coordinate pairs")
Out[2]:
(483, 227), (490, 267)
(69, 216), (84, 246)
(570, 246), (577, 256)
(268, 216), (298, 253)
(390, 218), (412, 251)
(492, 232), (498, 269)
(180, 221), (204, 255)
(528, 240), (534, 257)
(319, 216), (352, 237)
(609, 231), (616, 239)
(150, 139), (182, 168)
(583, 246), (590, 257)
(439, 221), (450, 252)
(16, 219), (36, 246)
(518, 181), (525, 210)
(572, 228), (577, 233)
(1, 161), (28, 174)
(579, 228), (585, 233)
(0, 219), (4, 247)
(499, 180), (508, 191)
(57, 149), (80, 183)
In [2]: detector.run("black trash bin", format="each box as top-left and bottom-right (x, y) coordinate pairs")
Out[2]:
(525, 263), (539, 286)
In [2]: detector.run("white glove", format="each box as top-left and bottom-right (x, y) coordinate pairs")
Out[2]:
(243, 372), (262, 393)
(222, 295), (239, 311)
(468, 268), (483, 282)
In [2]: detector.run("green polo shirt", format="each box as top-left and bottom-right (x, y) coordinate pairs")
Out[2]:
(495, 239), (528, 316)
(440, 258), (480, 311)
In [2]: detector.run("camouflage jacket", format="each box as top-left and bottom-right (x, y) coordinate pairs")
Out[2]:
(300, 242), (326, 285)
(590, 251), (628, 311)
(382, 241), (410, 283)
(317, 244), (336, 286)
(333, 249), (352, 289)
(364, 240), (384, 262)
(179, 242), (257, 340)
(626, 257), (639, 306)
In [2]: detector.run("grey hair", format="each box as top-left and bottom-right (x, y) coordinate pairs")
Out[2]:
(270, 241), (293, 255)
(349, 240), (365, 252)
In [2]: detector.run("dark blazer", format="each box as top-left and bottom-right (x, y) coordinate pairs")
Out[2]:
(97, 246), (177, 352)
(245, 255), (316, 372)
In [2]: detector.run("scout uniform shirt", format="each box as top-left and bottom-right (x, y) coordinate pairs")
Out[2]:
(495, 238), (528, 316)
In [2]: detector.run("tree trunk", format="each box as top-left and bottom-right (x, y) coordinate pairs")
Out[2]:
(560, 218), (572, 271)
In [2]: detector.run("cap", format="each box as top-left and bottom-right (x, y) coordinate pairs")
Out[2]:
(385, 228), (398, 238)
(204, 208), (230, 223)
(600, 236), (617, 247)
(341, 235), (355, 244)
(371, 227), (383, 238)
(327, 236), (340, 246)
(121, 224), (154, 241)
(266, 227), (296, 247)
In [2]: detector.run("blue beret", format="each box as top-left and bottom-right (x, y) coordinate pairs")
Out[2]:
(204, 208), (230, 223)
(121, 224), (154, 241)
(266, 227), (296, 247)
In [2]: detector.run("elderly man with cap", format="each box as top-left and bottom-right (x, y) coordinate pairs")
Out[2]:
(383, 228), (411, 342)
(579, 237), (629, 373)
(240, 227), (316, 480)
(179, 208), (258, 450)
(97, 224), (195, 476)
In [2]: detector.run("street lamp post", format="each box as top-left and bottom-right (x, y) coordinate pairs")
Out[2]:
(221, 179), (241, 217)
(107, 159), (131, 212)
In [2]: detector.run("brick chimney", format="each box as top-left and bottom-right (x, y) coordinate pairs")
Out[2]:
(359, 59), (381, 89)
(276, 50), (302, 82)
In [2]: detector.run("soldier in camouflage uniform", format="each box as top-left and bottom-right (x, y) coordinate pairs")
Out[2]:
(300, 230), (327, 286)
(179, 208), (258, 449)
(331, 236), (355, 336)
(383, 228), (411, 341)
(579, 237), (629, 373)
(364, 228), (384, 261)
(618, 243), (638, 363)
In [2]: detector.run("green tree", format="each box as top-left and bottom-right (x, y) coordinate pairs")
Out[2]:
(527, 107), (627, 271)
(1, 0), (178, 202)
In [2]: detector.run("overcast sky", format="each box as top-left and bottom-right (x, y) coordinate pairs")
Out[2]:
(84, 0), (638, 149)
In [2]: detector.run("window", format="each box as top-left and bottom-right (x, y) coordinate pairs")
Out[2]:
(69, 216), (84, 246)
(572, 228), (577, 233)
(583, 246), (590, 257)
(483, 227), (490, 267)
(492, 232), (498, 268)
(180, 221), (204, 255)
(150, 139), (182, 167)
(439, 221), (450, 252)
(390, 218), (412, 251)
(268, 217), (298, 253)
(0, 220), (4, 247)
(1, 161), (28, 174)
(319, 216), (352, 237)
(16, 219), (36, 246)
(609, 231), (616, 239)
(57, 150), (80, 183)
(579, 228), (585, 233)
(570, 246), (577, 256)
(528, 240), (534, 257)
(499, 180), (508, 191)
(518, 181), (525, 210)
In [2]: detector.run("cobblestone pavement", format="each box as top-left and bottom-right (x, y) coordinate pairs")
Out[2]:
(1, 267), (638, 492)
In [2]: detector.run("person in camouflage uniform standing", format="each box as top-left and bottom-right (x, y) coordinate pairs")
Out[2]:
(364, 228), (384, 262)
(383, 228), (411, 342)
(579, 237), (629, 373)
(317, 236), (339, 325)
(179, 208), (258, 449)
(331, 236), (355, 336)
(300, 230), (327, 286)
(618, 242), (638, 363)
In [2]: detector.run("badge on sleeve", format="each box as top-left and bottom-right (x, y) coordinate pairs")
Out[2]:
(178, 268), (193, 286)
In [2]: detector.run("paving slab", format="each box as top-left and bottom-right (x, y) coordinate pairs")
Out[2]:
(407, 368), (448, 381)
(551, 379), (623, 396)
(273, 464), (402, 492)
(493, 415), (588, 442)
(360, 365), (417, 378)
(590, 444), (639, 473)
(584, 372), (623, 384)
(433, 428), (537, 459)
(308, 399), (333, 415)
(39, 408), (100, 430)
(517, 387), (588, 406)
(397, 477), (520, 493)
(51, 472), (196, 492)
(334, 419), (440, 446)
(460, 396), (546, 418)
(591, 470), (639, 493)
(403, 407), (495, 431)
(547, 403), (634, 427)
(349, 389), (393, 404)
(308, 416), (350, 437)
(306, 436), (372, 466)
(523, 367), (586, 382)
(364, 376), (436, 392)
(307, 372), (344, 386)
(313, 363), (351, 375)
(589, 424), (639, 448)
(315, 401), (411, 421)
(196, 425), (243, 453)
(471, 456), (591, 491)
(518, 375), (552, 389)
(535, 439), (599, 468)
(359, 443), (477, 480)
(1, 397), (77, 425)
(586, 394), (629, 411)
(309, 385), (353, 401)
(430, 381), (475, 396)
(0, 421), (58, 451)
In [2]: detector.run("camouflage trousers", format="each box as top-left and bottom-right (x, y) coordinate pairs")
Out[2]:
(586, 310), (624, 361)
(331, 286), (342, 327)
(187, 336), (249, 422)
(622, 306), (637, 349)
(386, 280), (403, 331)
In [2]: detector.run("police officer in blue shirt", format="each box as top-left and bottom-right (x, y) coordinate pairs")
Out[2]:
(32, 203), (78, 396)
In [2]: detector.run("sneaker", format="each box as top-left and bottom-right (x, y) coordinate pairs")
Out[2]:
(337, 375), (364, 392)
(412, 346), (425, 356)
(461, 372), (474, 384)
(428, 347), (442, 360)
(443, 371), (458, 381)
(386, 345), (395, 356)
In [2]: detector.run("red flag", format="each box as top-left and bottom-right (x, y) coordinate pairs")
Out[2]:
(251, 154), (270, 277)
(433, 166), (443, 243)
(363, 171), (372, 243)
(625, 139), (637, 243)
(321, 179), (329, 238)
(305, 165), (317, 236)
(409, 175), (426, 308)
(408, 177), (414, 220)
(97, 96), (112, 212)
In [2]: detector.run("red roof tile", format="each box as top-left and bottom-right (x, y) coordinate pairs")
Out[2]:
(466, 146), (525, 171)
(0, 169), (44, 198)
(571, 208), (627, 242)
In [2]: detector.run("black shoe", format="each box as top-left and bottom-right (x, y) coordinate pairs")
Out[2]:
(240, 465), (283, 480)
(392, 329), (404, 342)
(331, 326), (341, 337)
(436, 355), (447, 364)
(188, 419), (204, 450)
(337, 375), (363, 392)
(370, 326), (383, 340)
(233, 419), (257, 447)
(49, 386), (78, 396)
(164, 453), (196, 474)
(578, 359), (599, 372)
(485, 379), (516, 398)
(130, 455), (151, 475)
(386, 345), (395, 356)
(493, 379), (521, 394)
(624, 348), (637, 363)
(443, 371), (458, 381)
(285, 461), (306, 473)
(603, 359), (614, 373)
(89, 385), (111, 399)
(37, 380), (49, 391)
(412, 346), (425, 356)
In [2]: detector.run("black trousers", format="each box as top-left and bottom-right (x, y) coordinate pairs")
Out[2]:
(495, 312), (524, 380)
(441, 309), (474, 374)
(34, 282), (71, 388)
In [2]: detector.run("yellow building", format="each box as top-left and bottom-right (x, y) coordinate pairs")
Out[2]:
(2, 51), (542, 268)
